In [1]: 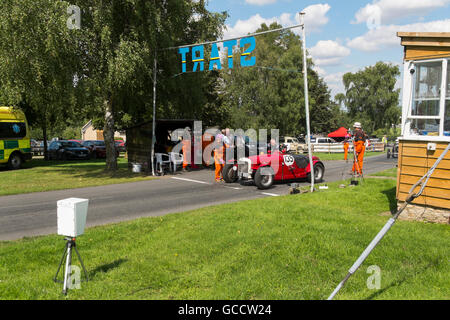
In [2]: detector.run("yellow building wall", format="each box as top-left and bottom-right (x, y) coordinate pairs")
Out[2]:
(397, 141), (450, 209)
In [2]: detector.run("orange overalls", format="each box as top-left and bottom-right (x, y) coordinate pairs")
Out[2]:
(182, 138), (190, 169)
(352, 131), (366, 175)
(214, 144), (224, 181)
(344, 142), (349, 161)
(343, 134), (351, 161)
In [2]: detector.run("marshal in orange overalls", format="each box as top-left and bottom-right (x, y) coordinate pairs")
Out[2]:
(343, 134), (351, 161)
(214, 141), (224, 182)
(352, 129), (366, 175)
(182, 138), (190, 170)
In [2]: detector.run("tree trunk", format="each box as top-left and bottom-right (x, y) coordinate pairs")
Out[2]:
(43, 120), (48, 161)
(104, 98), (118, 171)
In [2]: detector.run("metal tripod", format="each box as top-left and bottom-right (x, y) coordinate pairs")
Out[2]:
(54, 237), (89, 295)
(350, 144), (364, 185)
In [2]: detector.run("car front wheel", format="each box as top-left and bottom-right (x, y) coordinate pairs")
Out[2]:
(307, 162), (324, 183)
(223, 164), (238, 183)
(254, 167), (274, 190)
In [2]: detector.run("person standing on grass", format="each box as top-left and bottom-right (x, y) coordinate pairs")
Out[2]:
(343, 132), (351, 162)
(382, 135), (388, 151)
(352, 122), (366, 176)
(214, 134), (225, 182)
(182, 127), (191, 172)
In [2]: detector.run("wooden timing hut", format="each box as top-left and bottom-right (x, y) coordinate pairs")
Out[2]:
(397, 32), (450, 224)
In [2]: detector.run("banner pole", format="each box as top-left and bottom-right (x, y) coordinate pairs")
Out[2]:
(300, 12), (314, 193)
(151, 55), (157, 176)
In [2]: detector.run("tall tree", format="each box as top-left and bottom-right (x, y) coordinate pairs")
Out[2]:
(342, 62), (401, 133)
(220, 22), (335, 136)
(0, 0), (80, 159)
(73, 0), (227, 171)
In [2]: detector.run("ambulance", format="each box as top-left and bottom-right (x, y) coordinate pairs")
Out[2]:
(0, 106), (32, 169)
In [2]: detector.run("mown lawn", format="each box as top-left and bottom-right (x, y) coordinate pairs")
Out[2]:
(313, 151), (385, 161)
(0, 158), (155, 196)
(370, 167), (398, 178)
(0, 178), (448, 300)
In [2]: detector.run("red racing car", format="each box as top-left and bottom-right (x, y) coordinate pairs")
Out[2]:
(222, 148), (325, 190)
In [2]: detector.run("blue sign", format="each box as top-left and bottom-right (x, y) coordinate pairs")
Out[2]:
(12, 124), (21, 134)
(178, 36), (256, 73)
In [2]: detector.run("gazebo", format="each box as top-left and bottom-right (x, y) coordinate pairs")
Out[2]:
(328, 127), (348, 142)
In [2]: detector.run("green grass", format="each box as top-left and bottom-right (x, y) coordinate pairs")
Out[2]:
(0, 158), (155, 196)
(0, 178), (448, 300)
(370, 168), (398, 178)
(313, 151), (385, 161)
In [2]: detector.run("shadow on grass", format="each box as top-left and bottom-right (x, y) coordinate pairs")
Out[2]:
(90, 258), (128, 278)
(22, 158), (151, 181)
(382, 187), (398, 214)
(364, 260), (438, 300)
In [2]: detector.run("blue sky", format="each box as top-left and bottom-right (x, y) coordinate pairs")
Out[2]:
(205, 0), (450, 98)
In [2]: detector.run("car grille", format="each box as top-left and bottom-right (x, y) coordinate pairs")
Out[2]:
(239, 163), (248, 176)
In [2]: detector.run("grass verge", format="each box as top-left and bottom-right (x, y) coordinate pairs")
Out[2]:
(0, 158), (155, 196)
(370, 167), (397, 178)
(0, 178), (448, 300)
(313, 151), (385, 161)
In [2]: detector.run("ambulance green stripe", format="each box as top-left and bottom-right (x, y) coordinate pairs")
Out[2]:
(4, 140), (19, 149)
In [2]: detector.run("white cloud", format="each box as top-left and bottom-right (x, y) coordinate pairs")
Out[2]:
(313, 65), (326, 77)
(245, 0), (277, 5)
(347, 19), (450, 52)
(297, 4), (331, 33)
(223, 14), (278, 39)
(309, 40), (351, 66)
(354, 0), (450, 25)
(223, 4), (331, 39)
(323, 71), (346, 97)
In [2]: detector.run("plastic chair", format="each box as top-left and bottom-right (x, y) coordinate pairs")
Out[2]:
(169, 152), (184, 172)
(155, 153), (171, 175)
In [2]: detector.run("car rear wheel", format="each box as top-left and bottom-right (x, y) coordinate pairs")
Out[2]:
(254, 167), (274, 190)
(223, 164), (238, 183)
(8, 153), (23, 170)
(307, 162), (324, 183)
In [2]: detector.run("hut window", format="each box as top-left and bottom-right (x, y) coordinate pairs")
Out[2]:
(445, 62), (450, 135)
(407, 59), (449, 137)
(412, 62), (441, 117)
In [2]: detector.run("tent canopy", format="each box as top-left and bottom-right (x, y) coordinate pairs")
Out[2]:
(328, 127), (348, 138)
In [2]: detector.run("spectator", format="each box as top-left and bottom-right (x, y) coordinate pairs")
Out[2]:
(214, 134), (225, 182)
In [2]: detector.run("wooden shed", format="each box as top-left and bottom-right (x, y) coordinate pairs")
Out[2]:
(397, 32), (450, 224)
(125, 119), (196, 172)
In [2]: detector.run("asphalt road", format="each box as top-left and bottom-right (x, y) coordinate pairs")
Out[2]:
(0, 154), (397, 241)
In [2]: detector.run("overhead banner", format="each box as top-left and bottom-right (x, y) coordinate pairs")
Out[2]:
(178, 36), (256, 73)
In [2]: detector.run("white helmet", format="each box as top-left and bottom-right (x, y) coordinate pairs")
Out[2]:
(353, 122), (362, 128)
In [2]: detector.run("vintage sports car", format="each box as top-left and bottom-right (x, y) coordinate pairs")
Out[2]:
(222, 148), (325, 190)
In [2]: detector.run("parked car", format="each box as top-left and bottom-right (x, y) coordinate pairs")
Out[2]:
(31, 140), (44, 156)
(387, 138), (399, 159)
(82, 140), (107, 159)
(82, 140), (120, 158)
(48, 140), (90, 160)
(115, 140), (126, 153)
(69, 139), (83, 144)
(222, 147), (325, 190)
(279, 137), (298, 154)
(313, 137), (337, 144)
